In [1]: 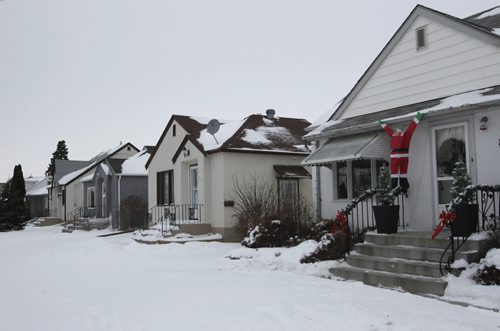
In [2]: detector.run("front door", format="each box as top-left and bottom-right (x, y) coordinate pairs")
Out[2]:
(432, 123), (470, 224)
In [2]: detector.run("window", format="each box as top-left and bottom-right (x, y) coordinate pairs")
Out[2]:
(87, 187), (95, 208)
(333, 159), (388, 200)
(336, 161), (348, 199)
(352, 160), (371, 197)
(279, 179), (299, 212)
(157, 170), (174, 205)
(173, 124), (176, 137)
(416, 26), (427, 50)
(190, 166), (198, 205)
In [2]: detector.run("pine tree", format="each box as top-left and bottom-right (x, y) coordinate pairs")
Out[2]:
(0, 165), (27, 231)
(46, 140), (69, 177)
(450, 159), (472, 203)
(376, 165), (394, 206)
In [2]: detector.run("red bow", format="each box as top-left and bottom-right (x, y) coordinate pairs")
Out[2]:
(332, 210), (347, 234)
(431, 210), (455, 240)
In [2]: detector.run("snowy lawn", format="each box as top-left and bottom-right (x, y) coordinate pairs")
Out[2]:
(1, 226), (499, 330)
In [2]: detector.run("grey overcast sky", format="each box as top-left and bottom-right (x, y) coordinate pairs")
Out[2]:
(0, 0), (499, 181)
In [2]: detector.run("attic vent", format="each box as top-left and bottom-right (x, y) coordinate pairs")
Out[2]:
(127, 146), (131, 151)
(266, 109), (276, 119)
(416, 26), (427, 50)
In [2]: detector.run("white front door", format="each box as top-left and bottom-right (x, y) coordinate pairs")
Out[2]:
(431, 123), (470, 224)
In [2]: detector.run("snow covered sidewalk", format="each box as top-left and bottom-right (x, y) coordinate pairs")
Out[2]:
(0, 226), (498, 330)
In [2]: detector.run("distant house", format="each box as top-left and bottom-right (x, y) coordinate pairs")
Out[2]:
(83, 146), (153, 229)
(25, 176), (50, 218)
(303, 5), (500, 231)
(146, 111), (312, 241)
(49, 143), (140, 227)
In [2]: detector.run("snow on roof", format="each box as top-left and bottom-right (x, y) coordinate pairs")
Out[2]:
(306, 85), (500, 139)
(475, 6), (500, 20)
(380, 87), (500, 123)
(25, 177), (50, 197)
(59, 163), (97, 185)
(120, 150), (150, 176)
(494, 28), (500, 36)
(241, 126), (293, 146)
(197, 118), (246, 151)
(101, 163), (111, 176)
(80, 174), (94, 183)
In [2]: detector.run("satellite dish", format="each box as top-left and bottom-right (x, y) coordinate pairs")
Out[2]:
(266, 109), (276, 119)
(207, 119), (220, 144)
(207, 119), (220, 135)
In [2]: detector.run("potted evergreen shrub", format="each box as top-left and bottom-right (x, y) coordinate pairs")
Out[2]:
(450, 160), (478, 237)
(373, 165), (399, 234)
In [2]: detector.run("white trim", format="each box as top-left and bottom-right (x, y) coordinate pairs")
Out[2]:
(390, 153), (409, 158)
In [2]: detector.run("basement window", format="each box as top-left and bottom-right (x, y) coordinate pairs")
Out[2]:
(416, 26), (427, 50)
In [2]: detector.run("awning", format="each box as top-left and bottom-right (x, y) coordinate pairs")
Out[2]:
(302, 132), (390, 166)
(273, 165), (311, 178)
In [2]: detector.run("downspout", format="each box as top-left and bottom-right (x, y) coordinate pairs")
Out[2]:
(314, 141), (322, 221)
(117, 174), (122, 230)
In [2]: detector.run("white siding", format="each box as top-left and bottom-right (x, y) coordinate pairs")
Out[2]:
(112, 146), (139, 160)
(474, 108), (500, 184)
(342, 15), (500, 119)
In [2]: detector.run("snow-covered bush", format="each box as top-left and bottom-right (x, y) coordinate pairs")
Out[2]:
(231, 174), (314, 243)
(471, 248), (500, 285)
(242, 220), (294, 248)
(450, 159), (473, 204)
(300, 233), (345, 263)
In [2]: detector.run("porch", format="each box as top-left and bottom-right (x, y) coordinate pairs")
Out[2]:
(330, 185), (500, 296)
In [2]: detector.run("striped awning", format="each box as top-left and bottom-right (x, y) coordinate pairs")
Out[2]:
(302, 132), (390, 166)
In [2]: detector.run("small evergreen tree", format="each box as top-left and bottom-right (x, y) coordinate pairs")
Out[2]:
(46, 140), (69, 177)
(450, 159), (472, 203)
(375, 165), (394, 206)
(0, 165), (27, 231)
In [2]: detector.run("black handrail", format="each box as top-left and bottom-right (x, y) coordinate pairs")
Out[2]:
(439, 185), (500, 275)
(147, 204), (204, 235)
(335, 186), (407, 257)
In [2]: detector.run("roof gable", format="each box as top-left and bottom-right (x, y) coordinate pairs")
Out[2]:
(59, 143), (138, 186)
(328, 5), (500, 123)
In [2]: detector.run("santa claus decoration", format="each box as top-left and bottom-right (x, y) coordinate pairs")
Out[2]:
(378, 112), (424, 189)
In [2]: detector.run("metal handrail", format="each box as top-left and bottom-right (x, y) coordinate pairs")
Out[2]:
(147, 204), (204, 235)
(334, 186), (407, 257)
(439, 185), (500, 275)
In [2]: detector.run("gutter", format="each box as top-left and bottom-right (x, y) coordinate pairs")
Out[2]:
(314, 142), (321, 221)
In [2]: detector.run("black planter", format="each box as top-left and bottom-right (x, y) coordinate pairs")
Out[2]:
(373, 205), (400, 234)
(452, 204), (479, 237)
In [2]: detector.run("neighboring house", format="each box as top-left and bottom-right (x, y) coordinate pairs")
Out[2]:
(146, 111), (312, 241)
(25, 176), (50, 218)
(51, 143), (140, 225)
(48, 159), (91, 219)
(303, 5), (500, 231)
(83, 146), (153, 229)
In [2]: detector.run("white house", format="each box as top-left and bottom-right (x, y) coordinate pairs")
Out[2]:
(303, 5), (500, 231)
(146, 111), (312, 241)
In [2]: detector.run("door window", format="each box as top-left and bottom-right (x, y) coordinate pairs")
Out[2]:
(434, 125), (467, 204)
(190, 166), (198, 205)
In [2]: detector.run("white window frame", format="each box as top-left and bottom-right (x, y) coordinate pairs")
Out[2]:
(416, 25), (428, 50)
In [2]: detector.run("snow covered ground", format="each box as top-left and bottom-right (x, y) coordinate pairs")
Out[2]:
(0, 226), (499, 331)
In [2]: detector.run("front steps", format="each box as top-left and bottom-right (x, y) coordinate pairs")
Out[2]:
(330, 231), (494, 296)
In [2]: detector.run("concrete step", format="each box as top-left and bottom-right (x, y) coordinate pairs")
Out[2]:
(346, 254), (443, 278)
(171, 223), (212, 236)
(331, 265), (447, 296)
(354, 243), (481, 263)
(364, 231), (494, 251)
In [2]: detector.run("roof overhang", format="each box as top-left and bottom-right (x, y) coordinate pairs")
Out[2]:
(302, 133), (390, 166)
(274, 165), (311, 179)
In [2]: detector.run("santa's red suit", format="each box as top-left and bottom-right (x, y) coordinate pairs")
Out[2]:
(379, 114), (422, 189)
